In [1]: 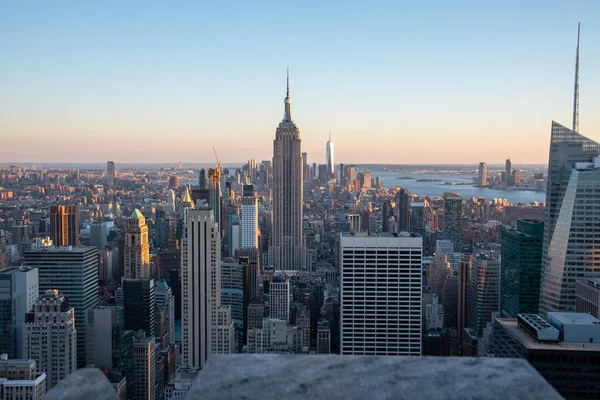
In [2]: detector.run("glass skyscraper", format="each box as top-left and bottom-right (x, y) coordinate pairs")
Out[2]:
(500, 219), (544, 318)
(540, 121), (600, 313)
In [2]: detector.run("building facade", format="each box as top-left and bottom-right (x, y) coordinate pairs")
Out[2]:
(24, 290), (77, 389)
(123, 279), (155, 339)
(240, 185), (259, 249)
(443, 193), (462, 251)
(340, 233), (422, 356)
(124, 210), (150, 279)
(49, 205), (79, 246)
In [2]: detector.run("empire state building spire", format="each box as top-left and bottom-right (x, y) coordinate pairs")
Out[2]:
(284, 67), (292, 122)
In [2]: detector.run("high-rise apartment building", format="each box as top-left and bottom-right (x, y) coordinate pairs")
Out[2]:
(478, 162), (488, 187)
(326, 132), (334, 178)
(269, 276), (290, 323)
(198, 168), (208, 190)
(24, 290), (77, 389)
(501, 219), (544, 318)
(340, 233), (422, 356)
(270, 72), (306, 270)
(396, 188), (412, 232)
(123, 278), (155, 338)
(442, 193), (463, 251)
(241, 184), (259, 249)
(0, 267), (38, 359)
(234, 248), (260, 301)
(107, 161), (115, 188)
(50, 205), (79, 246)
(540, 122), (600, 314)
(124, 209), (150, 279)
(24, 246), (98, 368)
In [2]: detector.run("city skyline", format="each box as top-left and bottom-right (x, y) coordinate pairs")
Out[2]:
(1, 2), (599, 164)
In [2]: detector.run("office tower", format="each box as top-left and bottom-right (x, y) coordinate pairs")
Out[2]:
(467, 254), (500, 336)
(247, 298), (264, 330)
(396, 188), (412, 232)
(424, 294), (444, 331)
(501, 220), (544, 318)
(317, 320), (331, 354)
(198, 168), (208, 189)
(428, 252), (451, 297)
(169, 176), (180, 189)
(512, 169), (521, 184)
(124, 209), (150, 279)
(410, 199), (426, 236)
(86, 306), (133, 395)
(457, 255), (470, 353)
(241, 185), (259, 249)
(132, 332), (157, 400)
(269, 276), (290, 323)
(90, 222), (108, 251)
(155, 281), (175, 345)
(576, 280), (600, 318)
(505, 158), (512, 185)
(381, 200), (393, 233)
(270, 71), (305, 270)
(215, 306), (236, 354)
(181, 206), (219, 368)
(442, 193), (463, 251)
(245, 318), (288, 353)
(357, 172), (372, 188)
(234, 248), (260, 300)
(302, 152), (308, 182)
(0, 358), (47, 400)
(478, 162), (488, 187)
(340, 233), (422, 356)
(50, 205), (79, 246)
(539, 122), (600, 314)
(208, 168), (222, 232)
(347, 214), (361, 233)
(24, 246), (98, 368)
(24, 290), (76, 389)
(221, 258), (255, 351)
(107, 161), (115, 188)
(228, 214), (241, 257)
(0, 267), (38, 359)
(441, 273), (458, 329)
(493, 313), (600, 400)
(326, 132), (334, 178)
(123, 279), (155, 338)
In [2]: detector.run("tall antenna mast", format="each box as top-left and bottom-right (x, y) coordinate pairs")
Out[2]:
(572, 22), (580, 132)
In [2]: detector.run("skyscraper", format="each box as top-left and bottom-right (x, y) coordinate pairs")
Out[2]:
(132, 332), (157, 400)
(442, 193), (462, 251)
(208, 168), (222, 232)
(155, 281), (175, 346)
(501, 219), (543, 318)
(50, 205), (79, 246)
(24, 246), (99, 368)
(24, 290), (77, 389)
(90, 222), (107, 251)
(539, 122), (600, 313)
(326, 131), (334, 178)
(107, 161), (115, 188)
(505, 158), (512, 185)
(467, 254), (500, 336)
(0, 267), (38, 359)
(240, 185), (259, 249)
(181, 205), (222, 368)
(198, 168), (208, 190)
(270, 71), (305, 270)
(340, 233), (422, 356)
(124, 209), (150, 279)
(269, 276), (290, 323)
(123, 278), (155, 338)
(457, 254), (470, 354)
(478, 162), (488, 187)
(396, 188), (412, 232)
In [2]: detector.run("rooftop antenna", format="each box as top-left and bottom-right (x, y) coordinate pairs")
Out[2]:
(572, 22), (581, 132)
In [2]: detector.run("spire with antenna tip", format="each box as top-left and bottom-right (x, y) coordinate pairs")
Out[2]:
(284, 67), (292, 122)
(573, 22), (580, 132)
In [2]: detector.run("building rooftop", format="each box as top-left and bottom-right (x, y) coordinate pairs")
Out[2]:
(548, 312), (600, 325)
(341, 232), (421, 238)
(496, 318), (600, 351)
(26, 246), (96, 254)
(579, 279), (600, 290)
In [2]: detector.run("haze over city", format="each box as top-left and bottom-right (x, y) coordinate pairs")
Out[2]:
(2, 1), (599, 164)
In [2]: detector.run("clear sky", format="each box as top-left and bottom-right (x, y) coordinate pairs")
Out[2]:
(1, 0), (599, 164)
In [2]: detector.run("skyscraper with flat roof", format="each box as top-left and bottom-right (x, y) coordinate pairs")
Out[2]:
(50, 205), (79, 246)
(269, 71), (306, 270)
(478, 162), (488, 187)
(340, 232), (422, 356)
(24, 246), (98, 368)
(443, 193), (462, 251)
(107, 161), (115, 188)
(241, 185), (258, 249)
(539, 122), (600, 314)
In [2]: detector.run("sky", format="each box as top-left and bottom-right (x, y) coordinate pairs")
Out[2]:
(1, 1), (599, 165)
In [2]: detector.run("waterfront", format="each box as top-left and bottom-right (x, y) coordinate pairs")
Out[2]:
(373, 171), (546, 204)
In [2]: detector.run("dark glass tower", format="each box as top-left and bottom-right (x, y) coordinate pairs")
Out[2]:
(122, 278), (155, 338)
(500, 219), (544, 318)
(539, 121), (600, 313)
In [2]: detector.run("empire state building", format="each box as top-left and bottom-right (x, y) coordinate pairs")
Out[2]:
(269, 71), (306, 269)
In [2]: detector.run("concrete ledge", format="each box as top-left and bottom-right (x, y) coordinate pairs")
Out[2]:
(45, 368), (118, 400)
(188, 355), (563, 400)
